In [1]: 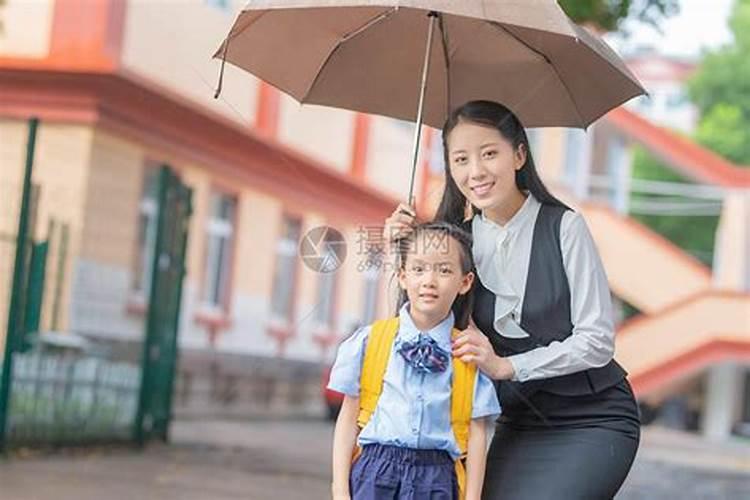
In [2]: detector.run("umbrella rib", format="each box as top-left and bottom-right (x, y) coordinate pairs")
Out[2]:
(213, 11), (269, 98)
(438, 14), (451, 118)
(341, 7), (398, 43)
(488, 22), (586, 128)
(545, 58), (586, 128)
(570, 23), (644, 88)
(301, 7), (398, 102)
(487, 21), (553, 64)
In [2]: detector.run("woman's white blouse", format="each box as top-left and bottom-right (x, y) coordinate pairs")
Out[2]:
(471, 195), (616, 383)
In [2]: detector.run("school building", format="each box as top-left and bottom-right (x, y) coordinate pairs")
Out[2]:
(1, 0), (748, 438)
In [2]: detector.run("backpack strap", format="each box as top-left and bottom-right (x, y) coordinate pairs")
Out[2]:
(450, 327), (476, 500)
(357, 317), (399, 428)
(352, 317), (399, 464)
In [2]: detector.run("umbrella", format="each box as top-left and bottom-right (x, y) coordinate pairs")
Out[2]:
(214, 0), (645, 204)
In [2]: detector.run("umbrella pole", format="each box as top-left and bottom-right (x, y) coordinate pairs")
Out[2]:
(407, 11), (438, 208)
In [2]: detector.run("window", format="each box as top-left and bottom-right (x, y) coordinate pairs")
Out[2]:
(361, 267), (380, 324)
(428, 132), (445, 175)
(132, 167), (159, 298)
(635, 95), (653, 112)
(564, 129), (584, 180)
(666, 90), (688, 110)
(526, 128), (540, 157)
(202, 191), (237, 309)
(314, 269), (337, 329)
(313, 227), (341, 328)
(604, 136), (629, 214)
(563, 128), (591, 199)
(270, 216), (302, 322)
(205, 0), (230, 10)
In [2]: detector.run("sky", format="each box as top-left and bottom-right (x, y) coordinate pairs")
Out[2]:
(606, 0), (735, 58)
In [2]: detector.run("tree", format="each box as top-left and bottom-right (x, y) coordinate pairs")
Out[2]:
(559, 0), (679, 31)
(689, 0), (750, 165)
(695, 104), (750, 164)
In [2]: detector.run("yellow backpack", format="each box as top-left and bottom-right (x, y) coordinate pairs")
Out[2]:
(355, 317), (476, 500)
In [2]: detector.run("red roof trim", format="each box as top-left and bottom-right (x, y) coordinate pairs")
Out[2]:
(618, 290), (748, 335)
(256, 82), (280, 138)
(349, 113), (371, 180)
(49, 0), (126, 70)
(0, 66), (398, 224)
(604, 107), (750, 188)
(629, 339), (750, 397)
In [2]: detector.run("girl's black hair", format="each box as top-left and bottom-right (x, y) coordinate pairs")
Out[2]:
(394, 221), (474, 330)
(435, 100), (567, 225)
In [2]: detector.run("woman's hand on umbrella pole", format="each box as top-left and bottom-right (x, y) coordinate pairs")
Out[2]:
(452, 326), (515, 381)
(383, 203), (416, 243)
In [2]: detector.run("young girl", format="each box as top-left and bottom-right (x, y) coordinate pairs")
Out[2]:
(329, 222), (500, 500)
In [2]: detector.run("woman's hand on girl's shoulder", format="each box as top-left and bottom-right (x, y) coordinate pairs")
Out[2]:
(451, 325), (494, 369)
(452, 325), (515, 380)
(383, 203), (417, 243)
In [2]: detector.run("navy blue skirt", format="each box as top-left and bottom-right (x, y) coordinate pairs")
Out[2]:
(351, 444), (458, 500)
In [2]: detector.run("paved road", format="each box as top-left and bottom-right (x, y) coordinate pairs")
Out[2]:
(0, 419), (748, 499)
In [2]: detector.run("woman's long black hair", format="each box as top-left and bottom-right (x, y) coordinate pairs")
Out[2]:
(394, 221), (475, 330)
(435, 100), (567, 225)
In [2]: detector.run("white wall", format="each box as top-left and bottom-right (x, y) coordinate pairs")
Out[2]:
(121, 0), (259, 124)
(0, 0), (54, 58)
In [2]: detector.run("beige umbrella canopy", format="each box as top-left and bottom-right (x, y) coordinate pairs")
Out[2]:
(214, 0), (645, 202)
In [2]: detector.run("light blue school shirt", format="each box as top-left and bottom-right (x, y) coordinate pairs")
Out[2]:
(327, 303), (501, 459)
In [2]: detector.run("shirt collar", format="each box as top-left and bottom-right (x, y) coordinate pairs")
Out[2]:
(398, 302), (455, 350)
(479, 193), (539, 234)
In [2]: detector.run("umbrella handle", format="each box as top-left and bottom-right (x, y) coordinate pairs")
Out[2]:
(407, 11), (439, 208)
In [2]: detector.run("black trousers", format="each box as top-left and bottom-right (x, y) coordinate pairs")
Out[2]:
(482, 381), (641, 500)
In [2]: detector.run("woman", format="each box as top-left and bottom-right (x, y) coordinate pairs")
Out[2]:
(384, 100), (640, 499)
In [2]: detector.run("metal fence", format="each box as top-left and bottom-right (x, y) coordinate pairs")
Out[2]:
(4, 352), (140, 444)
(1, 119), (190, 450)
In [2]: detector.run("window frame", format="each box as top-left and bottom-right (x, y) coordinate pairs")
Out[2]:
(199, 187), (238, 316)
(268, 213), (303, 328)
(130, 164), (160, 308)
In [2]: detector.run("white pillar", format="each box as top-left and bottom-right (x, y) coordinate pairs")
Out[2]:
(577, 128), (594, 200)
(563, 128), (593, 200)
(712, 191), (750, 291)
(701, 362), (744, 440)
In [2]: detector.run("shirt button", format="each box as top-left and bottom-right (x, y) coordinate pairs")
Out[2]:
(416, 394), (423, 401)
(412, 427), (418, 434)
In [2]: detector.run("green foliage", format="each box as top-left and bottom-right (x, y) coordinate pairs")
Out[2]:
(629, 147), (719, 266)
(559, 0), (679, 31)
(688, 0), (750, 165)
(695, 104), (750, 164)
(631, 146), (684, 183)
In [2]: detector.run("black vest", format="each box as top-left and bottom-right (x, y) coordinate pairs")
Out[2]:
(463, 204), (626, 407)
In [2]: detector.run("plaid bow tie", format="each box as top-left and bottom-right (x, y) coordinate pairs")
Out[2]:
(397, 334), (450, 374)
